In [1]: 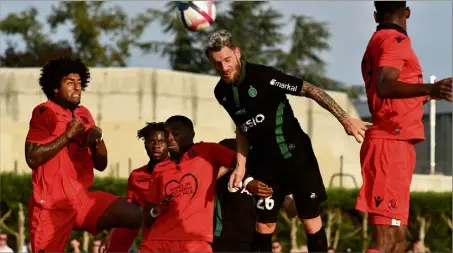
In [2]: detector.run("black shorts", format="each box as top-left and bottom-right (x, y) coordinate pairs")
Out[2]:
(247, 133), (327, 223)
(212, 239), (253, 252)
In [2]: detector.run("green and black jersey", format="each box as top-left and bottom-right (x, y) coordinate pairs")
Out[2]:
(214, 61), (306, 160)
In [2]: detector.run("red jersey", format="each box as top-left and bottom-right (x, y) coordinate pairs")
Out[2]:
(26, 100), (96, 209)
(107, 165), (157, 252)
(145, 142), (235, 242)
(361, 23), (425, 142)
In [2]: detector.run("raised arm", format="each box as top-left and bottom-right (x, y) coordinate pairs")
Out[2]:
(25, 107), (85, 169)
(299, 81), (348, 124)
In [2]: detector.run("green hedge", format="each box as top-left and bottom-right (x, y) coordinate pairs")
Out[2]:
(1, 173), (451, 252)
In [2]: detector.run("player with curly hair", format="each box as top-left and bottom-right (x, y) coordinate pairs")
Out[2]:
(102, 122), (169, 253)
(25, 57), (143, 252)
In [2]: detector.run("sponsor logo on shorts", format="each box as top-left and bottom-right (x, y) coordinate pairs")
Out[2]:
(240, 114), (265, 132)
(388, 199), (397, 210)
(374, 196), (384, 207)
(270, 79), (297, 92)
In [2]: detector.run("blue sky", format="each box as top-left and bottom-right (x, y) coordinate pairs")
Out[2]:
(0, 1), (451, 86)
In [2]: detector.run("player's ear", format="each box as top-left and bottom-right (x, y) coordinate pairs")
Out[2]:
(405, 7), (411, 19)
(234, 47), (241, 60)
(373, 11), (378, 23)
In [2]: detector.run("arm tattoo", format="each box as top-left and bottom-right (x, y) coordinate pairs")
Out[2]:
(25, 133), (71, 169)
(300, 81), (348, 123)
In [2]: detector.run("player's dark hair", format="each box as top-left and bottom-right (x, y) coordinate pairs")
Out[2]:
(39, 57), (90, 99)
(218, 138), (236, 151)
(374, 1), (406, 23)
(204, 29), (236, 56)
(137, 122), (166, 140)
(165, 115), (194, 131)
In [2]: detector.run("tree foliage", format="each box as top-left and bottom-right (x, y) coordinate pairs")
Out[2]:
(147, 1), (350, 91)
(0, 2), (153, 67)
(1, 172), (451, 252)
(0, 1), (366, 97)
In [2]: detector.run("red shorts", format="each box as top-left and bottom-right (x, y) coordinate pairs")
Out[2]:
(29, 191), (118, 252)
(355, 138), (416, 226)
(139, 240), (212, 253)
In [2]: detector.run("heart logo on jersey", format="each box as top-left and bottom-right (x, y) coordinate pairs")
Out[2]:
(248, 87), (257, 97)
(164, 173), (198, 200)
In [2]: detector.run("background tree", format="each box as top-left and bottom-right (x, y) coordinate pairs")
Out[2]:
(147, 1), (355, 93)
(0, 1), (366, 97)
(0, 2), (153, 67)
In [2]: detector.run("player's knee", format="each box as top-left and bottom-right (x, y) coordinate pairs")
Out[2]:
(301, 215), (323, 234)
(256, 222), (276, 233)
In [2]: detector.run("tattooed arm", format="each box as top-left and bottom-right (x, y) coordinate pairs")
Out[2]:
(298, 81), (372, 143)
(260, 65), (371, 143)
(298, 81), (349, 124)
(25, 133), (72, 169)
(25, 118), (86, 169)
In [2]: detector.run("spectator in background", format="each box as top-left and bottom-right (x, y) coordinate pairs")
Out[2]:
(408, 239), (430, 253)
(91, 239), (102, 253)
(0, 233), (13, 253)
(69, 239), (85, 253)
(27, 242), (32, 253)
(272, 240), (282, 253)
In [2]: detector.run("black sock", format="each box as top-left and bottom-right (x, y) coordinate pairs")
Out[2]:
(253, 231), (273, 252)
(307, 226), (328, 252)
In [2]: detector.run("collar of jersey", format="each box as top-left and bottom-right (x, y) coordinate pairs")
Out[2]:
(376, 23), (407, 36)
(233, 60), (247, 87)
(49, 99), (80, 116)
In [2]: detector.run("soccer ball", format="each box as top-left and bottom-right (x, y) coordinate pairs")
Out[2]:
(177, 1), (216, 32)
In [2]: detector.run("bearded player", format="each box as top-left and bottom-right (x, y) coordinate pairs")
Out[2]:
(205, 29), (371, 252)
(356, 2), (452, 253)
(102, 122), (169, 252)
(25, 57), (142, 252)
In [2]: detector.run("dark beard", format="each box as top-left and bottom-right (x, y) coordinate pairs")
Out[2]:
(222, 60), (241, 84)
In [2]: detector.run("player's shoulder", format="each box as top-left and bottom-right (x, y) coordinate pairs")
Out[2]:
(153, 158), (174, 172)
(128, 165), (150, 184)
(214, 80), (225, 97)
(244, 61), (269, 72)
(371, 29), (411, 50)
(130, 165), (148, 177)
(194, 141), (220, 149)
(195, 142), (232, 155)
(75, 105), (94, 117)
(33, 100), (53, 111)
(31, 101), (57, 119)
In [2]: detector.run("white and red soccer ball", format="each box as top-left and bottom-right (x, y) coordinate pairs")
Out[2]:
(178, 1), (216, 32)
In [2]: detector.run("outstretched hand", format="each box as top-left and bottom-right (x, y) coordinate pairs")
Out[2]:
(229, 166), (245, 190)
(342, 117), (372, 143)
